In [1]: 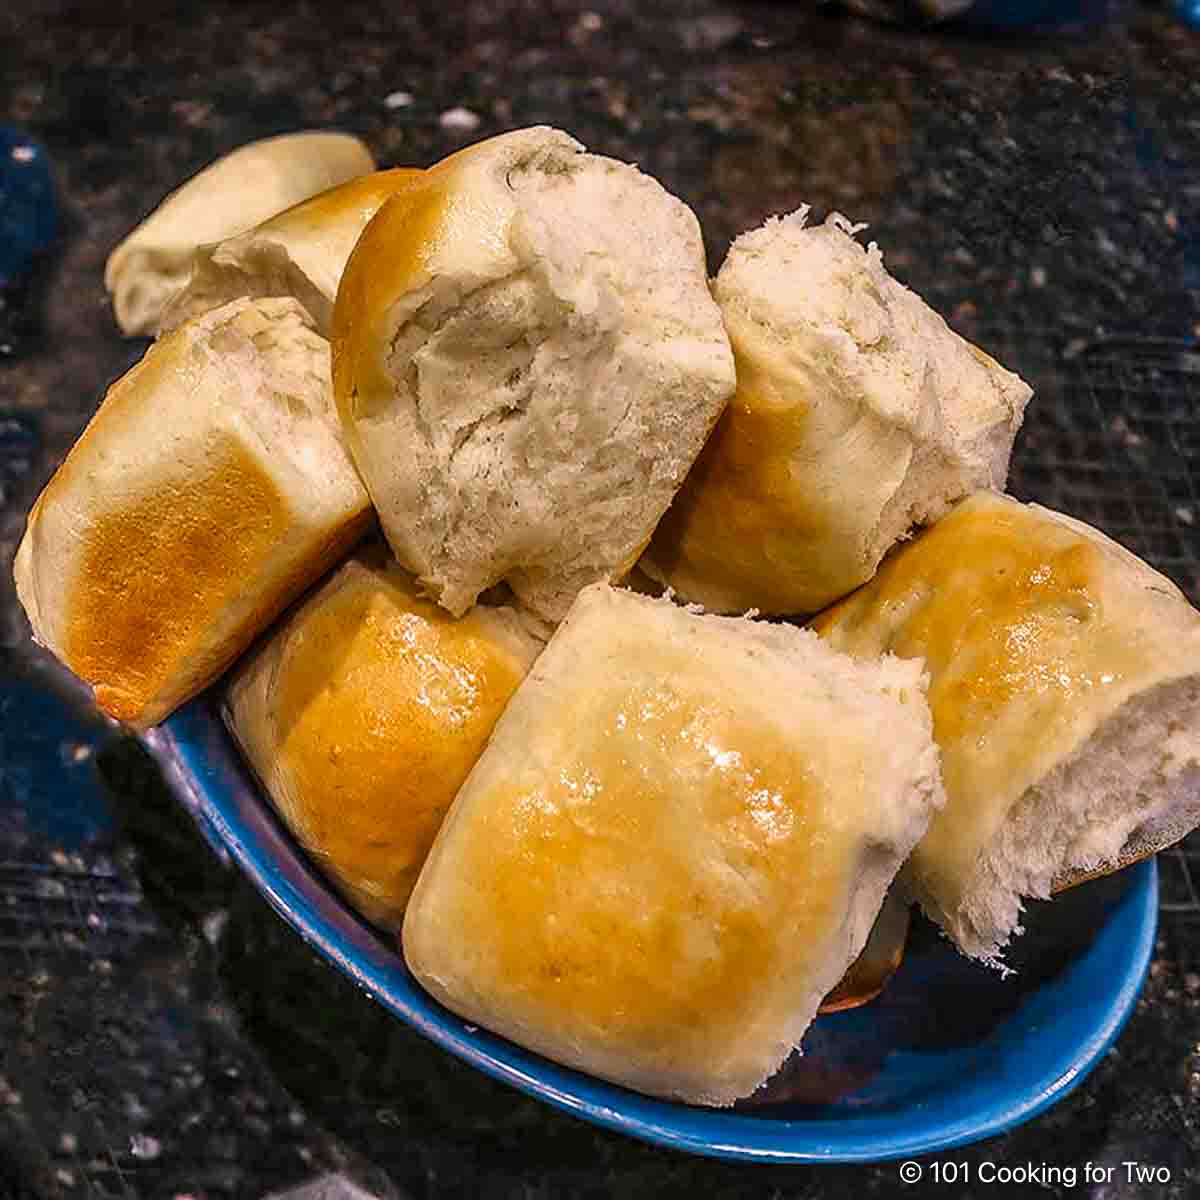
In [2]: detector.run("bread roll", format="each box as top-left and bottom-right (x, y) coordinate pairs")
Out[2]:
(161, 168), (422, 337)
(641, 210), (1032, 615)
(225, 547), (540, 929)
(106, 131), (374, 336)
(813, 491), (1200, 960)
(332, 127), (735, 624)
(14, 297), (370, 729)
(403, 584), (943, 1105)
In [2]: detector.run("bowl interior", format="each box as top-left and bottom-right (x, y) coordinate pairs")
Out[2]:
(145, 697), (1158, 1164)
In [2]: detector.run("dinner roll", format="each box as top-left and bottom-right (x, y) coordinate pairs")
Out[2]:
(332, 127), (735, 624)
(161, 168), (422, 337)
(225, 546), (540, 930)
(14, 297), (370, 729)
(641, 210), (1032, 615)
(106, 131), (374, 336)
(813, 491), (1200, 961)
(403, 584), (943, 1106)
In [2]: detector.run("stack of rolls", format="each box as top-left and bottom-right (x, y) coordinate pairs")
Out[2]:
(14, 125), (1199, 1106)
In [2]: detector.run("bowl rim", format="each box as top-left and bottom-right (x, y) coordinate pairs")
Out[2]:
(144, 698), (1159, 1165)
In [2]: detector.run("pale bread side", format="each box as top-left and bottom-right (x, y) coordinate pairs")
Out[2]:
(160, 168), (421, 337)
(105, 131), (374, 336)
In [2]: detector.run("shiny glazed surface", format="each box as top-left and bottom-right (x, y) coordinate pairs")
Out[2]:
(403, 585), (939, 1105)
(425, 676), (849, 1075)
(229, 554), (533, 928)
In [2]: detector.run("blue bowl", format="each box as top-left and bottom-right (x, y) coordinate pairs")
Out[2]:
(145, 697), (1158, 1164)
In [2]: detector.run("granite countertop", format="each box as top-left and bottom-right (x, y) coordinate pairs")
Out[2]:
(2, 2), (1200, 1197)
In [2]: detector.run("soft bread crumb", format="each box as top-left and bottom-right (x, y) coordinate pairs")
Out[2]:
(941, 675), (1200, 960)
(335, 128), (735, 625)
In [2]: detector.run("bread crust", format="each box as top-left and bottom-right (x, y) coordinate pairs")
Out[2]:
(403, 584), (942, 1105)
(814, 491), (1200, 958)
(642, 211), (1031, 615)
(225, 546), (540, 929)
(161, 168), (422, 336)
(14, 297), (370, 728)
(105, 131), (375, 336)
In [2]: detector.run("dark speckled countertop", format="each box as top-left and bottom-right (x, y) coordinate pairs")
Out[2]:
(3, 2), (1200, 1197)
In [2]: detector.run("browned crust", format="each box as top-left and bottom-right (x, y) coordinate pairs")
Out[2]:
(64, 434), (369, 728)
(1051, 834), (1175, 894)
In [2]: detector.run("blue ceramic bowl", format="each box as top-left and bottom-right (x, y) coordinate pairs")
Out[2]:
(145, 697), (1158, 1164)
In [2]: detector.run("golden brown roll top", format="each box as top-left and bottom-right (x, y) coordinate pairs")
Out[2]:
(14, 297), (370, 728)
(813, 491), (1200, 960)
(225, 548), (541, 929)
(105, 131), (375, 336)
(642, 211), (1031, 616)
(403, 584), (943, 1105)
